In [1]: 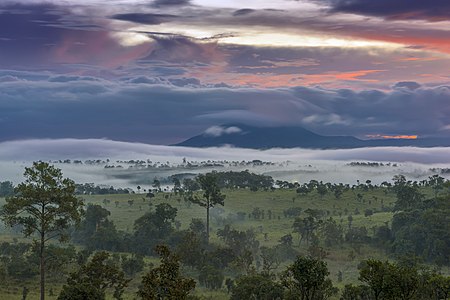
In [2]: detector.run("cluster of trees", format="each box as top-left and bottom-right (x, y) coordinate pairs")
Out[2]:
(57, 245), (197, 300)
(72, 202), (182, 255)
(342, 259), (450, 300)
(197, 170), (274, 191)
(231, 256), (450, 300)
(169, 170), (274, 195)
(382, 175), (450, 265)
(0, 242), (77, 281)
(347, 162), (396, 167)
(75, 183), (131, 195)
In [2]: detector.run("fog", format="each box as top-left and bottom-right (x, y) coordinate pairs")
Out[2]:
(1, 139), (449, 189)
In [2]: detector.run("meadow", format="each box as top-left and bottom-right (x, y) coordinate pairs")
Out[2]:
(1, 180), (446, 300)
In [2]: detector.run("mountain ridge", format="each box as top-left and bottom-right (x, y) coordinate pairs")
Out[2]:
(174, 124), (450, 149)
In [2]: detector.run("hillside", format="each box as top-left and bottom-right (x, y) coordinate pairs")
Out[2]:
(175, 124), (450, 149)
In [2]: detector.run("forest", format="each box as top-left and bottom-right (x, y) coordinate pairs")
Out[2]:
(0, 162), (449, 300)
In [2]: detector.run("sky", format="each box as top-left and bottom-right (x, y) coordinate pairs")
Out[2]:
(0, 0), (450, 144)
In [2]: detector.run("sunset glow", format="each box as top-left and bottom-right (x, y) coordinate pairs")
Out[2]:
(366, 135), (418, 140)
(0, 0), (448, 144)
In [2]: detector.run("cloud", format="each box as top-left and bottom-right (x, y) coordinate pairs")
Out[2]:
(0, 2), (151, 69)
(322, 0), (450, 21)
(233, 9), (256, 16)
(139, 36), (222, 64)
(111, 13), (177, 25)
(48, 75), (101, 83)
(204, 126), (242, 137)
(1, 0), (450, 83)
(152, 0), (191, 7)
(1, 139), (450, 166)
(0, 75), (22, 82)
(393, 81), (421, 90)
(0, 73), (449, 144)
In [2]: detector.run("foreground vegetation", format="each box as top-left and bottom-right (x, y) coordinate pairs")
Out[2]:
(0, 163), (449, 299)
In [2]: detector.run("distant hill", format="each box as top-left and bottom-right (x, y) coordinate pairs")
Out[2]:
(174, 124), (450, 149)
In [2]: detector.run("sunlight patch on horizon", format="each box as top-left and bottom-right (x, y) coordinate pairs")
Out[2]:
(366, 134), (418, 140)
(114, 24), (403, 50)
(218, 33), (402, 49)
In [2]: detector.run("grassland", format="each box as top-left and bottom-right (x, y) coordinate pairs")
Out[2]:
(0, 185), (444, 299)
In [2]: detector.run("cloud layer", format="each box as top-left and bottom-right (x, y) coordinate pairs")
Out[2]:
(0, 73), (449, 144)
(324, 0), (450, 21)
(1, 138), (450, 165)
(0, 0), (449, 146)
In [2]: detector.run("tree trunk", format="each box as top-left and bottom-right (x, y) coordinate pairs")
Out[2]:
(206, 205), (210, 244)
(40, 232), (45, 300)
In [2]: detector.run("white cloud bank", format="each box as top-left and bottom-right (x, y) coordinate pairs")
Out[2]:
(0, 138), (449, 164)
(1, 139), (449, 187)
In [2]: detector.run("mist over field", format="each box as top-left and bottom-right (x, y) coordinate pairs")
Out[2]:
(1, 139), (449, 189)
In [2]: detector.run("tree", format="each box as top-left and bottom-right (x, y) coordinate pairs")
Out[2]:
(358, 259), (386, 300)
(73, 204), (121, 251)
(394, 184), (423, 211)
(189, 173), (225, 243)
(198, 264), (224, 290)
(316, 184), (328, 200)
(231, 274), (284, 300)
(296, 185), (311, 197)
(391, 197), (450, 264)
(172, 177), (182, 194)
(1, 162), (84, 300)
(58, 251), (129, 300)
(0, 181), (14, 197)
(340, 284), (371, 300)
(293, 211), (322, 245)
(121, 254), (144, 277)
(428, 174), (445, 199)
(320, 218), (343, 247)
(133, 203), (177, 255)
(152, 179), (161, 192)
(281, 255), (336, 300)
(137, 245), (196, 299)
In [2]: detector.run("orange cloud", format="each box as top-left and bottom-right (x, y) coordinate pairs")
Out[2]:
(360, 32), (450, 54)
(54, 30), (152, 68)
(190, 69), (383, 88)
(398, 57), (439, 62)
(366, 134), (418, 139)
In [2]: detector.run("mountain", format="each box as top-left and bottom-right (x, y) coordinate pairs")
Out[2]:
(174, 124), (450, 149)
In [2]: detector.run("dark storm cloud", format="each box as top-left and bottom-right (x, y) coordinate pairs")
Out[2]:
(111, 13), (177, 25)
(0, 73), (449, 144)
(322, 0), (450, 21)
(0, 2), (151, 69)
(393, 82), (421, 90)
(233, 9), (255, 16)
(152, 0), (191, 7)
(0, 3), (66, 66)
(290, 85), (450, 137)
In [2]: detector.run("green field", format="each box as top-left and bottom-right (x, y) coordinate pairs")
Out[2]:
(0, 185), (447, 299)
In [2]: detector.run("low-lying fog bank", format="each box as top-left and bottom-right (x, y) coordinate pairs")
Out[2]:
(1, 139), (449, 189)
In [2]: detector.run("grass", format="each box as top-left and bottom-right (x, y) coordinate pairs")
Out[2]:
(0, 186), (443, 299)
